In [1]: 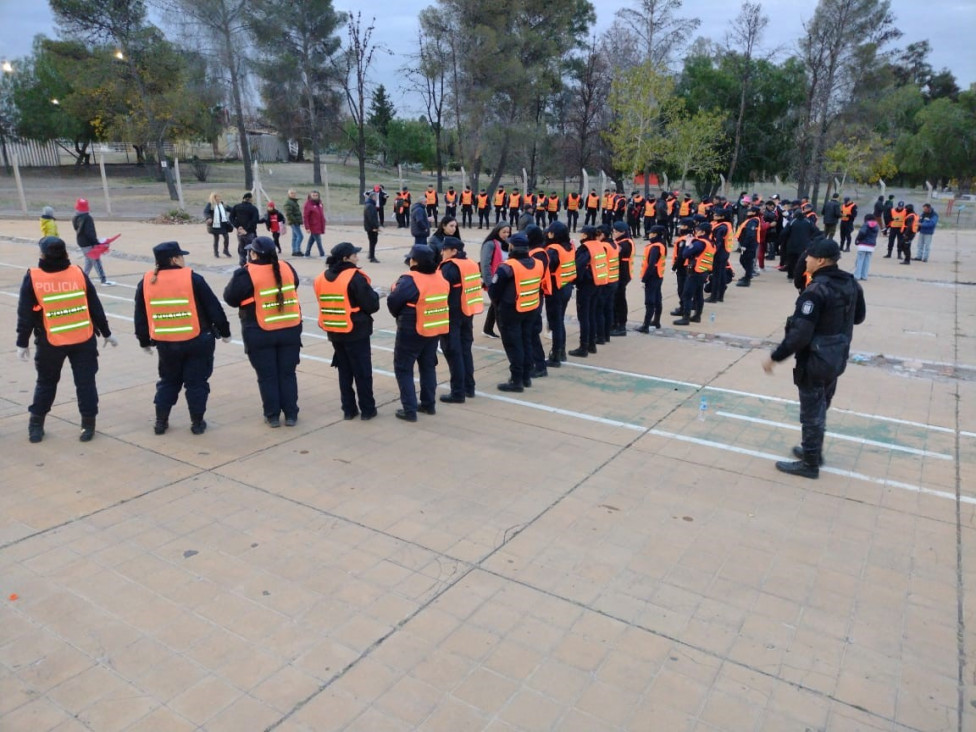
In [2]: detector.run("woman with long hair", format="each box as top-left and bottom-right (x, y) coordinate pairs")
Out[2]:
(203, 192), (232, 258)
(479, 222), (510, 338)
(428, 215), (460, 263)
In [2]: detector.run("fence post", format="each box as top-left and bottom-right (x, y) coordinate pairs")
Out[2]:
(12, 154), (28, 215)
(582, 168), (588, 196)
(174, 157), (185, 211)
(324, 164), (331, 222)
(99, 153), (112, 215)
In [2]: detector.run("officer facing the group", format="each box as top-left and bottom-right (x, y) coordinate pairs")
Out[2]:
(568, 225), (608, 357)
(673, 220), (715, 326)
(437, 236), (482, 402)
(388, 244), (450, 421)
(490, 232), (543, 392)
(763, 239), (866, 478)
(611, 221), (634, 335)
(135, 241), (231, 435)
(16, 236), (118, 443)
(224, 236), (303, 427)
(314, 242), (380, 420)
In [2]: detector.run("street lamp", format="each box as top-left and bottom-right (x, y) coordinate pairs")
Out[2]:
(1, 59), (12, 74)
(51, 98), (59, 106)
(114, 50), (124, 61)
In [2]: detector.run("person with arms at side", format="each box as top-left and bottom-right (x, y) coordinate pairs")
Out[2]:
(490, 232), (544, 392)
(900, 204), (919, 265)
(314, 242), (379, 420)
(763, 239), (866, 478)
(916, 203), (938, 262)
(40, 205), (58, 238)
(852, 213), (879, 281)
(543, 221), (575, 366)
(230, 192), (260, 266)
(568, 225), (607, 357)
(363, 191), (381, 263)
(479, 222), (509, 339)
(438, 236), (482, 402)
(204, 192), (233, 258)
(673, 220), (715, 326)
(735, 206), (762, 288)
(303, 191), (326, 257)
(429, 215), (460, 263)
(476, 188), (491, 229)
(610, 222), (634, 335)
(410, 198), (432, 246)
(224, 236), (303, 427)
(424, 184), (439, 220)
(821, 192), (841, 239)
(135, 241), (231, 436)
(283, 189), (305, 256)
(460, 185), (475, 228)
(444, 186), (458, 219)
(387, 244), (450, 421)
(17, 236), (118, 443)
(525, 225), (553, 378)
(669, 217), (695, 317)
(884, 200), (906, 258)
(636, 226), (667, 332)
(564, 190), (580, 232)
(260, 200), (286, 253)
(839, 197), (857, 252)
(72, 198), (115, 286)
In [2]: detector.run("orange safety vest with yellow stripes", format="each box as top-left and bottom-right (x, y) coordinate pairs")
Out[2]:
(641, 241), (666, 279)
(400, 271), (450, 336)
(30, 265), (94, 346)
(566, 193), (581, 211)
(583, 240), (609, 285)
(143, 267), (201, 342)
(243, 263), (302, 330)
(617, 237), (635, 279)
(692, 238), (716, 273)
(712, 221), (735, 253)
(441, 257), (485, 317)
(547, 241), (577, 288)
(505, 258), (544, 312)
(313, 268), (369, 333)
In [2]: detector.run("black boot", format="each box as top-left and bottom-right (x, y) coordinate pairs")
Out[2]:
(775, 459), (819, 479)
(673, 312), (691, 326)
(28, 414), (45, 444)
(545, 350), (561, 368)
(587, 343), (597, 354)
(636, 323), (650, 333)
(559, 348), (567, 362)
(568, 345), (588, 357)
(79, 416), (96, 442)
(689, 311), (702, 323)
(669, 307), (684, 316)
(792, 445), (824, 466)
(154, 407), (170, 435)
(651, 307), (662, 329)
(497, 379), (524, 393)
(190, 413), (207, 435)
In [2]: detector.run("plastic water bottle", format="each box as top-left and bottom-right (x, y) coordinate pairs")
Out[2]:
(709, 312), (716, 323)
(698, 397), (708, 421)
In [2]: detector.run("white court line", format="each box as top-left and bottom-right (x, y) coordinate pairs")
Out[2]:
(716, 411), (954, 460)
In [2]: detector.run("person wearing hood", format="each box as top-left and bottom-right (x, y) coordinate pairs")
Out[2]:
(489, 232), (543, 391)
(437, 236), (482, 403)
(40, 205), (58, 238)
(72, 198), (115, 286)
(763, 239), (866, 478)
(410, 200), (432, 245)
(852, 214), (879, 281)
(135, 241), (232, 435)
(223, 236), (303, 427)
(388, 244), (450, 420)
(314, 242), (380, 420)
(543, 221), (576, 365)
(16, 236), (118, 443)
(260, 200), (287, 253)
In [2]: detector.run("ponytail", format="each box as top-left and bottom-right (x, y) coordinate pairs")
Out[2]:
(150, 263), (161, 284)
(271, 258), (284, 311)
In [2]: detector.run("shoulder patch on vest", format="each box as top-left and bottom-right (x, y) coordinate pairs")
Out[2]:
(801, 300), (814, 315)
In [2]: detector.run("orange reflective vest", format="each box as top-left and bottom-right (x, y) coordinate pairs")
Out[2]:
(30, 265), (93, 346)
(712, 222), (735, 253)
(401, 272), (450, 336)
(566, 193), (581, 211)
(632, 195), (644, 212)
(424, 189), (437, 205)
(547, 196), (560, 213)
(583, 240), (608, 285)
(890, 208), (906, 229)
(641, 241), (666, 279)
(616, 237), (634, 278)
(143, 268), (200, 342)
(477, 193), (489, 209)
(603, 241), (621, 283)
(508, 193), (521, 209)
(697, 201), (712, 217)
(692, 238), (716, 273)
(493, 190), (506, 207)
(445, 191), (457, 205)
(314, 268), (370, 333)
(666, 198), (675, 215)
(442, 257), (484, 317)
(643, 199), (655, 217)
(841, 202), (856, 221)
(672, 234), (691, 266)
(679, 199), (693, 217)
(505, 258), (544, 312)
(243, 263), (301, 330)
(735, 217), (761, 242)
(904, 213), (919, 234)
(401, 192), (411, 205)
(585, 193), (599, 209)
(461, 190), (474, 205)
(547, 242), (577, 288)
(602, 193), (614, 210)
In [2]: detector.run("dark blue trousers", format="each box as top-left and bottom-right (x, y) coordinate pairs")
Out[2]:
(643, 278), (663, 324)
(246, 337), (300, 420)
(575, 285), (597, 348)
(598, 283), (616, 341)
(30, 337), (99, 418)
(544, 284), (573, 356)
(530, 309), (547, 372)
(497, 308), (534, 384)
(394, 329), (438, 415)
(682, 272), (706, 314)
(712, 249), (729, 300)
(332, 337), (375, 417)
(155, 333), (215, 415)
(440, 316), (475, 397)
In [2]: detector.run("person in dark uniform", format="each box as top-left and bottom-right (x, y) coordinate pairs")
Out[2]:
(437, 236), (482, 402)
(543, 221), (575, 366)
(610, 221), (634, 336)
(597, 224), (618, 342)
(669, 218), (694, 317)
(636, 225), (667, 332)
(673, 220), (715, 326)
(783, 203), (820, 279)
(735, 206), (762, 288)
(568, 225), (607, 357)
(363, 191), (381, 263)
(135, 241), (232, 435)
(708, 208), (732, 303)
(230, 192), (260, 266)
(525, 225), (552, 378)
(223, 236), (303, 427)
(388, 244), (450, 421)
(763, 239), (866, 478)
(490, 232), (543, 391)
(16, 236), (118, 443)
(314, 242), (380, 420)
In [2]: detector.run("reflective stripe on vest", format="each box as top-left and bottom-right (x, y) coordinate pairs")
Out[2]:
(30, 265), (93, 346)
(505, 258), (543, 312)
(712, 222), (734, 253)
(405, 271), (450, 336)
(583, 240), (608, 285)
(617, 237), (635, 278)
(547, 242), (577, 288)
(735, 217), (760, 241)
(641, 241), (666, 279)
(604, 241), (620, 283)
(693, 238), (716, 273)
(144, 268), (201, 341)
(443, 257), (484, 317)
(245, 263), (301, 330)
(314, 268), (369, 333)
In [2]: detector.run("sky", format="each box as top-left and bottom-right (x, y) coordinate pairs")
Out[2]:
(2, 0), (974, 118)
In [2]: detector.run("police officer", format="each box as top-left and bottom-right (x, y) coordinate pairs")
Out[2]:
(735, 206), (762, 287)
(223, 236), (303, 427)
(673, 221), (715, 326)
(568, 225), (607, 357)
(597, 224), (619, 342)
(438, 236), (482, 402)
(135, 241), (232, 435)
(388, 244), (450, 421)
(230, 192), (260, 266)
(669, 218), (694, 317)
(16, 236), (118, 443)
(543, 221), (576, 366)
(763, 239), (866, 478)
(525, 225), (552, 378)
(314, 242), (380, 420)
(490, 232), (543, 392)
(636, 225), (667, 332)
(708, 207), (733, 303)
(610, 221), (634, 336)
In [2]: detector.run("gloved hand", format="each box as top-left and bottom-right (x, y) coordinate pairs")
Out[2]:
(142, 346), (153, 355)
(103, 335), (118, 348)
(221, 336), (232, 344)
(17, 346), (29, 361)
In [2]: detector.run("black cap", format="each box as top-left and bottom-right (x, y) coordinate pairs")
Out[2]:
(246, 236), (277, 256)
(545, 221), (569, 241)
(649, 225), (668, 238)
(242, 192), (253, 199)
(153, 241), (190, 262)
(693, 220), (711, 232)
(38, 236), (67, 258)
(579, 225), (598, 239)
(524, 225), (544, 248)
(612, 221), (629, 233)
(508, 232), (530, 251)
(330, 242), (361, 259)
(807, 238), (841, 260)
(441, 236), (464, 252)
(677, 217), (695, 230)
(405, 244), (435, 265)
(597, 224), (612, 238)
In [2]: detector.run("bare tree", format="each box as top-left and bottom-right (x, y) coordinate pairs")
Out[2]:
(725, 2), (768, 185)
(409, 9), (449, 190)
(563, 37), (612, 185)
(613, 0), (701, 70)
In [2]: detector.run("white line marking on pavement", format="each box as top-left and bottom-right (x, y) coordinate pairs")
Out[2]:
(716, 411), (954, 460)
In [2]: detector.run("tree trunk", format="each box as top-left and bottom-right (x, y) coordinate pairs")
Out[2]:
(727, 72), (749, 184)
(435, 125), (443, 192)
(357, 121), (366, 200)
(486, 138), (511, 195)
(155, 139), (179, 201)
(223, 26), (253, 190)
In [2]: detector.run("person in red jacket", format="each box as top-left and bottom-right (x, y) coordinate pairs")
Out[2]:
(302, 191), (326, 257)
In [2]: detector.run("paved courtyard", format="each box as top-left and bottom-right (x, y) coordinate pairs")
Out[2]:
(1, 218), (974, 731)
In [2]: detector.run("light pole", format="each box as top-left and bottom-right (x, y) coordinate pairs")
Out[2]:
(0, 58), (14, 175)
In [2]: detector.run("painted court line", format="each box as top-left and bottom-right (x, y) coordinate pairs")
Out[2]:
(716, 411), (954, 460)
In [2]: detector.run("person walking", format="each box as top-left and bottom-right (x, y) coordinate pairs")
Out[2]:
(763, 239), (866, 478)
(204, 192), (233, 258)
(303, 191), (326, 257)
(135, 241), (231, 435)
(230, 192), (260, 266)
(223, 236), (303, 427)
(284, 189), (305, 256)
(852, 214), (879, 281)
(260, 200), (286, 253)
(314, 242), (379, 420)
(479, 223), (509, 338)
(437, 236), (482, 402)
(821, 192), (842, 239)
(40, 205), (58, 238)
(387, 244), (450, 421)
(16, 236), (118, 443)
(363, 192), (381, 262)
(916, 203), (939, 262)
(490, 232), (543, 392)
(72, 198), (115, 286)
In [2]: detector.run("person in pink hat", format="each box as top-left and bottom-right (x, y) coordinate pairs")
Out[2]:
(72, 198), (115, 286)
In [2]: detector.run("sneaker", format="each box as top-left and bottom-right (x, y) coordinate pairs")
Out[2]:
(285, 416), (298, 426)
(101, 280), (116, 286)
(266, 416), (281, 428)
(483, 330), (500, 339)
